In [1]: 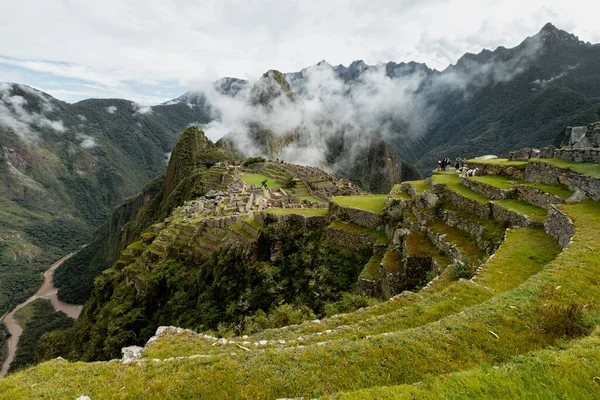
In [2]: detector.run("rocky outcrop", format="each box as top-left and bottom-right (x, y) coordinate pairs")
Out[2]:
(544, 205), (575, 249)
(121, 346), (144, 364)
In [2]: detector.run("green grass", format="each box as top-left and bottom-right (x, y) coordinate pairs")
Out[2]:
(381, 247), (403, 274)
(431, 173), (490, 204)
(403, 180), (430, 196)
(334, 329), (600, 399)
(241, 173), (281, 188)
(389, 184), (411, 200)
(475, 227), (560, 292)
(469, 175), (523, 190)
(297, 195), (326, 204)
(1, 192), (599, 400)
(533, 158), (600, 180)
(360, 255), (383, 280)
(264, 208), (328, 217)
(494, 199), (548, 222)
(332, 195), (388, 214)
(467, 158), (528, 169)
(523, 182), (574, 200)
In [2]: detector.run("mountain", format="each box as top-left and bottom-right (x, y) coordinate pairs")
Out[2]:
(216, 70), (421, 193)
(0, 83), (212, 316)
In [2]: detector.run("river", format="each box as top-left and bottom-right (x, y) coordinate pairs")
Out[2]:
(0, 248), (84, 377)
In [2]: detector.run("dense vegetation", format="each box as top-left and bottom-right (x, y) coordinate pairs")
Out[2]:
(40, 221), (370, 361)
(9, 300), (74, 373)
(0, 322), (8, 366)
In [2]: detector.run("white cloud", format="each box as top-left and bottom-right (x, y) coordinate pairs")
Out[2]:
(132, 102), (152, 115)
(106, 105), (117, 114)
(0, 1), (597, 103)
(0, 83), (66, 142)
(76, 133), (97, 149)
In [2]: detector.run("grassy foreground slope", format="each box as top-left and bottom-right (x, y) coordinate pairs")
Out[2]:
(0, 200), (598, 399)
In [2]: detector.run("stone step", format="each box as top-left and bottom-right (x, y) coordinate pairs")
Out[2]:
(196, 236), (220, 252)
(491, 199), (546, 228)
(426, 221), (487, 266)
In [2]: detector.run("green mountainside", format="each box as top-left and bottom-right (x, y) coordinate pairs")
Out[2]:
(0, 83), (212, 318)
(2, 136), (600, 398)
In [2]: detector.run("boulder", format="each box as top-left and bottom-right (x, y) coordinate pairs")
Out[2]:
(121, 346), (144, 363)
(565, 188), (588, 204)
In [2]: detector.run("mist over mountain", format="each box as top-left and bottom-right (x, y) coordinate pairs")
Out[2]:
(192, 23), (600, 175)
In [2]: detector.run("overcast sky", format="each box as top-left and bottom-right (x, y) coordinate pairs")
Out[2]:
(1, 0), (598, 104)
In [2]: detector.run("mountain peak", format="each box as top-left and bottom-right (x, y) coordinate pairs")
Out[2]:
(540, 22), (558, 33)
(249, 70), (295, 107)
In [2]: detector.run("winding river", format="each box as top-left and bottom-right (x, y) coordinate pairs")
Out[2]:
(0, 248), (84, 377)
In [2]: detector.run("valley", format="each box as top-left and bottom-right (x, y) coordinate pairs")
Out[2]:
(0, 248), (83, 377)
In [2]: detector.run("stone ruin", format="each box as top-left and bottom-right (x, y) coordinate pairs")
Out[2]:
(507, 123), (600, 164)
(561, 123), (600, 149)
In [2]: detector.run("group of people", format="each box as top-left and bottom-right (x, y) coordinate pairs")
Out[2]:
(437, 157), (467, 172)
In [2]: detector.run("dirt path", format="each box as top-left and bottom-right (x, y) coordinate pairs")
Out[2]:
(0, 248), (84, 377)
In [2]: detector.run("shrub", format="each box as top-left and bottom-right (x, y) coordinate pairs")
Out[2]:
(242, 304), (316, 335)
(243, 157), (266, 166)
(284, 177), (297, 189)
(450, 260), (472, 280)
(537, 303), (593, 338)
(324, 293), (377, 317)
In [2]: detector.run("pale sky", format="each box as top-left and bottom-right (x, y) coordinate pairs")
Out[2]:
(1, 0), (598, 104)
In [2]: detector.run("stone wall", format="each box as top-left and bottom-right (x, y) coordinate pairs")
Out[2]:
(378, 264), (404, 297)
(526, 161), (600, 201)
(326, 226), (377, 250)
(358, 278), (380, 297)
(385, 198), (409, 221)
(544, 205), (575, 249)
(553, 148), (600, 163)
(441, 209), (499, 254)
(467, 161), (526, 180)
(426, 229), (462, 261)
(508, 148), (540, 161)
(329, 202), (382, 230)
(491, 204), (542, 228)
(461, 178), (515, 200)
(441, 189), (492, 219)
(257, 212), (329, 230)
(515, 185), (563, 209)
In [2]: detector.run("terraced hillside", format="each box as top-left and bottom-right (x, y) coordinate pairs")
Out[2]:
(1, 154), (600, 399)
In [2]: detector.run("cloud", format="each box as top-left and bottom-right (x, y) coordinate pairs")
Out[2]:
(76, 133), (97, 149)
(132, 102), (152, 115)
(0, 1), (597, 103)
(106, 105), (117, 114)
(0, 83), (66, 142)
